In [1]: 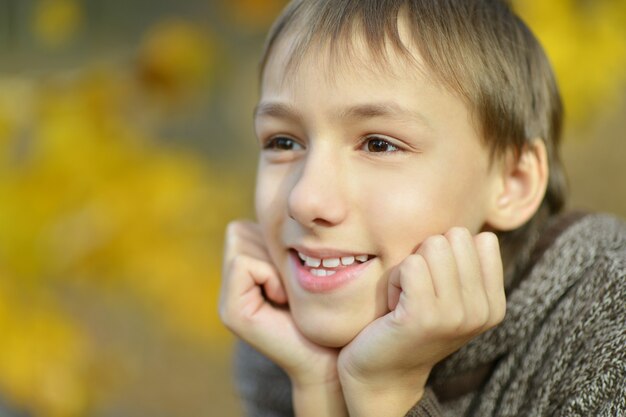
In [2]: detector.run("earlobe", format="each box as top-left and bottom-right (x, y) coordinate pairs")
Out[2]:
(486, 139), (549, 231)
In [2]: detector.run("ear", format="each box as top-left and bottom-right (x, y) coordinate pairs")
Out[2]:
(486, 139), (549, 231)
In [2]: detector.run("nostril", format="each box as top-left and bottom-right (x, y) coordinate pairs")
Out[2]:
(312, 218), (333, 227)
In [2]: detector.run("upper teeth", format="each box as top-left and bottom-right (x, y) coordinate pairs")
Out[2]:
(298, 252), (370, 267)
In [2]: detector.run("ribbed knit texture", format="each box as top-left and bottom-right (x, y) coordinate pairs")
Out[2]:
(234, 213), (626, 416)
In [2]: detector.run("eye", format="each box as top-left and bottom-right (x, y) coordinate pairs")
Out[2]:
(263, 136), (304, 151)
(362, 136), (400, 153)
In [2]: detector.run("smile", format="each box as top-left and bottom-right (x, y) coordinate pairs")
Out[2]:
(289, 249), (376, 293)
(297, 251), (372, 275)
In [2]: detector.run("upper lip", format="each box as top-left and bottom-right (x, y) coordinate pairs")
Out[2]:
(290, 245), (373, 259)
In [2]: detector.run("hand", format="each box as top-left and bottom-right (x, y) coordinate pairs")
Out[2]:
(219, 221), (347, 416)
(337, 228), (506, 417)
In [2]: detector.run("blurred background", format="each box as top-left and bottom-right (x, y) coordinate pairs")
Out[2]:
(0, 0), (624, 416)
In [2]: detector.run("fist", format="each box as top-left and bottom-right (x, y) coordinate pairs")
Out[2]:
(339, 228), (506, 398)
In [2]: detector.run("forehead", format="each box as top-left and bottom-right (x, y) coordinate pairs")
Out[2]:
(257, 30), (486, 153)
(260, 19), (435, 97)
(257, 29), (471, 137)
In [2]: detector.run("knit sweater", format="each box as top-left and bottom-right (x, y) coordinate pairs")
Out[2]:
(234, 213), (626, 416)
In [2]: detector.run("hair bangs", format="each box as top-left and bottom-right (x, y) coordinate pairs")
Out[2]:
(260, 0), (426, 88)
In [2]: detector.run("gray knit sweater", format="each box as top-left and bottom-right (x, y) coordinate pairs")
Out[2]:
(234, 213), (626, 416)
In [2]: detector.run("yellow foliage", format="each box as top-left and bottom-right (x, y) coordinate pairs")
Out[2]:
(223, 0), (289, 29)
(0, 281), (90, 417)
(514, 0), (626, 124)
(0, 113), (12, 145)
(0, 65), (245, 415)
(0, 79), (36, 148)
(32, 0), (83, 47)
(137, 19), (216, 100)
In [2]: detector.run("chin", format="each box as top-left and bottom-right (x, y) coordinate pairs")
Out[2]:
(296, 315), (366, 348)
(303, 329), (356, 348)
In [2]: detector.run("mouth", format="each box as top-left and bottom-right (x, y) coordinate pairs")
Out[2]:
(288, 248), (376, 293)
(293, 249), (375, 275)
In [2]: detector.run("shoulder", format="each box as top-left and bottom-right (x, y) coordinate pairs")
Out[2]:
(532, 212), (625, 286)
(553, 212), (626, 250)
(496, 213), (625, 415)
(526, 213), (625, 412)
(517, 212), (625, 319)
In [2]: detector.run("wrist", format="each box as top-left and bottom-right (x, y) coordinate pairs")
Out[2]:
(288, 360), (341, 388)
(338, 370), (428, 417)
(291, 378), (348, 417)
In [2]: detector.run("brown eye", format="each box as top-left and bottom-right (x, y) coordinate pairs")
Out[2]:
(264, 136), (303, 151)
(365, 137), (399, 153)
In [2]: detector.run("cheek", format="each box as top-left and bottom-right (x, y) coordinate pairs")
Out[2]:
(254, 166), (288, 263)
(254, 176), (271, 225)
(255, 164), (287, 226)
(365, 184), (441, 261)
(254, 164), (306, 279)
(356, 165), (489, 263)
(353, 169), (442, 261)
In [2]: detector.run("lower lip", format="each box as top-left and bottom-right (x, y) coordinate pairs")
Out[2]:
(289, 251), (374, 293)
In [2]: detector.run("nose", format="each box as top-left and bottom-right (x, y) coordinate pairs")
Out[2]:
(287, 146), (348, 228)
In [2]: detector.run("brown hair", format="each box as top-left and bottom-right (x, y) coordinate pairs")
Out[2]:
(260, 0), (567, 285)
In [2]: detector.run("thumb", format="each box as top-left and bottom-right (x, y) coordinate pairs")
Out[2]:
(388, 267), (402, 311)
(262, 272), (288, 305)
(239, 256), (287, 305)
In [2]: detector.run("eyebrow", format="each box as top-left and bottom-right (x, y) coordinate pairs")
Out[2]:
(254, 101), (432, 130)
(254, 102), (300, 120)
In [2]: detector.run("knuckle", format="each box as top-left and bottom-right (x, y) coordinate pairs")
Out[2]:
(224, 223), (242, 253)
(223, 254), (252, 285)
(219, 301), (250, 335)
(399, 254), (424, 275)
(441, 306), (464, 332)
(230, 253), (244, 266)
(460, 298), (494, 333)
(230, 253), (250, 271)
(451, 313), (466, 332)
(481, 307), (506, 330)
(445, 227), (471, 243)
(218, 304), (234, 329)
(417, 308), (439, 333)
(475, 231), (499, 250)
(491, 300), (507, 326)
(492, 289), (507, 316)
(225, 220), (243, 237)
(467, 293), (490, 321)
(226, 220), (256, 242)
(471, 306), (490, 329)
(419, 234), (449, 256)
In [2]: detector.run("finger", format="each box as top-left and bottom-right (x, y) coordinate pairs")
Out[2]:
(262, 269), (288, 305)
(224, 221), (271, 264)
(220, 255), (281, 321)
(417, 235), (461, 303)
(388, 254), (435, 310)
(387, 267), (402, 312)
(446, 228), (489, 326)
(219, 255), (296, 363)
(235, 220), (265, 248)
(445, 228), (484, 293)
(387, 254), (436, 314)
(474, 232), (506, 325)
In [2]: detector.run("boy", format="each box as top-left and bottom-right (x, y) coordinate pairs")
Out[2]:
(220, 0), (626, 416)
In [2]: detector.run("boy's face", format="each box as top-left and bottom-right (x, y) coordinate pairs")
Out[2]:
(254, 33), (503, 348)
